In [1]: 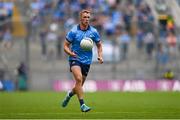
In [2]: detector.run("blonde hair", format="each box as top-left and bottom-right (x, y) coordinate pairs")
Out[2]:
(79, 9), (91, 17)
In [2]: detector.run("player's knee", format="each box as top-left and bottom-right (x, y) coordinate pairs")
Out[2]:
(75, 75), (83, 84)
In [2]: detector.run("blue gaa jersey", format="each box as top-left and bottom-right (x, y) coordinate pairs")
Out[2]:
(66, 24), (100, 65)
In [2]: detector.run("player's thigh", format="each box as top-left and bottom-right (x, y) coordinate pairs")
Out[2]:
(71, 66), (83, 82)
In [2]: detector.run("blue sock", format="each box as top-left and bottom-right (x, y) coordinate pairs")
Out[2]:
(79, 99), (84, 106)
(68, 91), (74, 97)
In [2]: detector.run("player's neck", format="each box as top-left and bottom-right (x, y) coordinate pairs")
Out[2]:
(80, 24), (89, 30)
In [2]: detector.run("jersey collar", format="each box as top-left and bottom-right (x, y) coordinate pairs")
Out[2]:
(77, 24), (90, 31)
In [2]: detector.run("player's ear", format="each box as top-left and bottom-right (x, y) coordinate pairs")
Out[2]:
(79, 14), (82, 22)
(79, 11), (83, 20)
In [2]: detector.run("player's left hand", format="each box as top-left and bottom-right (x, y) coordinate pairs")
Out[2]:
(97, 57), (103, 64)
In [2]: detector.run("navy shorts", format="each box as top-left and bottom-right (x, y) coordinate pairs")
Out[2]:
(69, 60), (90, 76)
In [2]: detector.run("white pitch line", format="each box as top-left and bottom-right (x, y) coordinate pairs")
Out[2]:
(0, 111), (177, 115)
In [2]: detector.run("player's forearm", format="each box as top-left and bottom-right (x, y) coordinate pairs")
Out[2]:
(97, 42), (103, 58)
(97, 48), (102, 58)
(64, 40), (77, 57)
(64, 45), (72, 56)
(96, 42), (103, 64)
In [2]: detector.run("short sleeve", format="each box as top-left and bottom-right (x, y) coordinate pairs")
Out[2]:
(93, 30), (100, 43)
(66, 30), (74, 43)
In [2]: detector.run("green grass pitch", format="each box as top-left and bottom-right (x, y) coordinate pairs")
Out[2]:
(0, 91), (180, 119)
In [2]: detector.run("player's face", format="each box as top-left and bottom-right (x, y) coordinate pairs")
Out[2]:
(80, 12), (90, 26)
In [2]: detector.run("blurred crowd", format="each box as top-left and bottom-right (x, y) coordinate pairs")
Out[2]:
(0, 0), (13, 49)
(27, 0), (157, 60)
(28, 0), (154, 35)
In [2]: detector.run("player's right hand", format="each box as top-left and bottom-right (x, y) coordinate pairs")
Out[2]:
(70, 52), (77, 57)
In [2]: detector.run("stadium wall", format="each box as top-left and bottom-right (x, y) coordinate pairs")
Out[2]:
(53, 80), (180, 92)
